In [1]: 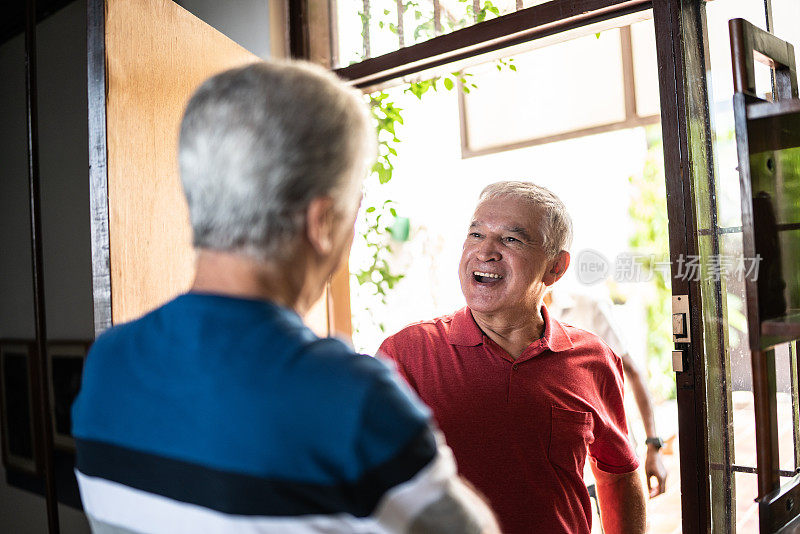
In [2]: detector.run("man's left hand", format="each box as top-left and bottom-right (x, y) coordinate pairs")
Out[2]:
(644, 446), (667, 498)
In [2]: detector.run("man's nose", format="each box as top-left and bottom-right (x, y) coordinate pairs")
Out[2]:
(477, 239), (502, 261)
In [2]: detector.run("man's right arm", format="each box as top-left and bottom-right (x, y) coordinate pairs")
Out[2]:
(373, 429), (500, 534)
(407, 472), (499, 534)
(359, 355), (499, 534)
(590, 462), (646, 534)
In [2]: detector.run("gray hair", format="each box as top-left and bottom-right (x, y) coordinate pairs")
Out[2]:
(178, 61), (375, 261)
(478, 181), (573, 257)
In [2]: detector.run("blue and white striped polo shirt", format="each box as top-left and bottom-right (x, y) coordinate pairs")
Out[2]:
(72, 293), (456, 533)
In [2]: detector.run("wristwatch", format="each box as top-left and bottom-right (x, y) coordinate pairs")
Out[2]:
(645, 437), (664, 450)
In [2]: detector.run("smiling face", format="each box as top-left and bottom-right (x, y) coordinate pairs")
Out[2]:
(459, 196), (568, 318)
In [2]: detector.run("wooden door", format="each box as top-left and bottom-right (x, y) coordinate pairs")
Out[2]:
(89, 0), (336, 337)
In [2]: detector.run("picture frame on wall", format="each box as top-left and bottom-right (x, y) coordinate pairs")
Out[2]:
(0, 340), (39, 475)
(47, 341), (89, 451)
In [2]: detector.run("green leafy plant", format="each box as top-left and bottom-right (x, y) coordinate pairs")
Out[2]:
(352, 6), (519, 336)
(472, 0), (501, 23)
(356, 62), (515, 315)
(355, 200), (406, 302)
(351, 92), (406, 335)
(369, 92), (402, 185)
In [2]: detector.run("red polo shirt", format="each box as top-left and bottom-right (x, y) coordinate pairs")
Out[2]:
(378, 305), (638, 534)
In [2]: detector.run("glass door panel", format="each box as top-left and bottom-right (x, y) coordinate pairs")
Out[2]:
(716, 4), (800, 530)
(688, 0), (800, 531)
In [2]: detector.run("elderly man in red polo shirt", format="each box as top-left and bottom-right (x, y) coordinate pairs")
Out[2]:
(378, 181), (646, 534)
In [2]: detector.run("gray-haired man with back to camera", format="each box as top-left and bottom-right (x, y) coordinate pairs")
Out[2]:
(71, 60), (499, 534)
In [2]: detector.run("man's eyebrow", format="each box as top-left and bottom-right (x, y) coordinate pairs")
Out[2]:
(505, 226), (533, 241)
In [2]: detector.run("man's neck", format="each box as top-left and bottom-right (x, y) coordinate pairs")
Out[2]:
(191, 249), (316, 314)
(470, 305), (545, 360)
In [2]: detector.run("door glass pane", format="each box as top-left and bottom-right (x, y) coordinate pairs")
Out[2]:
(461, 29), (626, 151)
(631, 18), (660, 117)
(771, 0), (800, 68)
(775, 343), (796, 473)
(734, 472), (759, 531)
(702, 1), (767, 532)
(703, 0), (800, 531)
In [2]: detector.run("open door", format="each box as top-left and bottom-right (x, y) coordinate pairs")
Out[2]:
(88, 0), (336, 337)
(730, 18), (800, 532)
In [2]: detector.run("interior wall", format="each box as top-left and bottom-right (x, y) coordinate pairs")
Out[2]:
(0, 19), (35, 343)
(175, 0), (273, 59)
(38, 1), (94, 341)
(0, 1), (93, 531)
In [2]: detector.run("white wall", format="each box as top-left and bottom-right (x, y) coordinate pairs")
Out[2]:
(176, 0), (273, 59)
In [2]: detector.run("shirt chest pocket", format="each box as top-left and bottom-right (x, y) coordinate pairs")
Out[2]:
(548, 406), (594, 475)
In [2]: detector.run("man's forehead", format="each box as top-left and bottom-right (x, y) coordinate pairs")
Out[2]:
(471, 197), (544, 225)
(469, 219), (531, 234)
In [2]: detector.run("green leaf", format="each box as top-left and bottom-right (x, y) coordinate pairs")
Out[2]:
(365, 206), (376, 213)
(595, 32), (601, 39)
(509, 64), (517, 71)
(377, 166), (392, 184)
(443, 77), (454, 90)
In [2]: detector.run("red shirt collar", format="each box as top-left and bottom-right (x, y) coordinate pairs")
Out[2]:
(446, 305), (575, 353)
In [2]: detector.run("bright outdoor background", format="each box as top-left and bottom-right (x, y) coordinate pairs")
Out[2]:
(338, 1), (800, 532)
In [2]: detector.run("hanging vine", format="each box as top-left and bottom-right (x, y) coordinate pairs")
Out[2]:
(352, 1), (518, 336)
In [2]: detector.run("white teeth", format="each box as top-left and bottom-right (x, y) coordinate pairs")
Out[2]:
(474, 271), (502, 279)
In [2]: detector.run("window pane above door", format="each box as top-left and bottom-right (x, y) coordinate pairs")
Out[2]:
(461, 29), (627, 152)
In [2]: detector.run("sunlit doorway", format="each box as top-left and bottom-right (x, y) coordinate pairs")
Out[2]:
(337, 8), (681, 533)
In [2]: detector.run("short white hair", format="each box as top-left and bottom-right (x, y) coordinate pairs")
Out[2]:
(478, 181), (573, 257)
(178, 61), (375, 261)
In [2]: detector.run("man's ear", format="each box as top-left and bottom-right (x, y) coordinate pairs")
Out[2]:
(305, 196), (336, 256)
(543, 250), (570, 286)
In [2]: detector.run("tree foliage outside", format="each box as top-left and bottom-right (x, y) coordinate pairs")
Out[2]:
(354, 71), (495, 336)
(356, 0), (504, 62)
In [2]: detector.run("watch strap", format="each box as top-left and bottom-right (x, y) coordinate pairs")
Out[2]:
(645, 437), (664, 450)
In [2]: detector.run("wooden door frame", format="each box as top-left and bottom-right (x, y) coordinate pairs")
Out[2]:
(652, 1), (714, 531)
(287, 0), (717, 531)
(87, 0), (111, 338)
